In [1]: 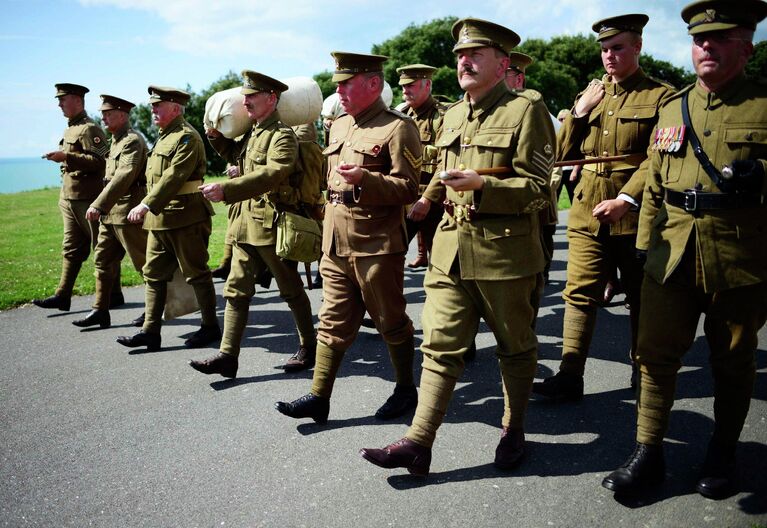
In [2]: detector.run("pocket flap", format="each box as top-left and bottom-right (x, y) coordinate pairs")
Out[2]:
(617, 105), (657, 120)
(724, 127), (767, 145)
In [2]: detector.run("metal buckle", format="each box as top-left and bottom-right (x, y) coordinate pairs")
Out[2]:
(682, 189), (698, 212)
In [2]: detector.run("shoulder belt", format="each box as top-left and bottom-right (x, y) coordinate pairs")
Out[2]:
(681, 91), (726, 191)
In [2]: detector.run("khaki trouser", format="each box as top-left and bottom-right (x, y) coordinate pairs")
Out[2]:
(559, 225), (644, 375)
(92, 222), (148, 309)
(635, 246), (767, 446)
(56, 198), (97, 296)
(406, 266), (538, 447)
(219, 241), (315, 357)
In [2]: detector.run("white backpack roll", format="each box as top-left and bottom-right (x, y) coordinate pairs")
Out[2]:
(203, 87), (250, 139)
(277, 77), (323, 127)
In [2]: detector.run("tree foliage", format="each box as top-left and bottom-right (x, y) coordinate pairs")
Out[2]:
(746, 40), (767, 78)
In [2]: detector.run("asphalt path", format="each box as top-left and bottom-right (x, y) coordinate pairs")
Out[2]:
(1, 211), (765, 528)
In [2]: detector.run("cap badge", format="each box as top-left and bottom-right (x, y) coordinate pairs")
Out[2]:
(704, 9), (717, 22)
(461, 26), (470, 40)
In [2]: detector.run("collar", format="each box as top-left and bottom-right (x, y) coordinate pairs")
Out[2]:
(159, 115), (185, 136)
(253, 110), (280, 135)
(353, 97), (387, 126)
(693, 73), (748, 110)
(465, 79), (508, 119)
(67, 111), (88, 127)
(111, 123), (130, 142)
(603, 67), (645, 96)
(408, 96), (437, 119)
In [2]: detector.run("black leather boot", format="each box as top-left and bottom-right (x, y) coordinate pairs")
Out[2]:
(130, 312), (145, 327)
(532, 371), (584, 401)
(189, 352), (238, 378)
(116, 331), (161, 352)
(494, 427), (525, 470)
(184, 324), (222, 349)
(360, 438), (431, 477)
(72, 309), (111, 329)
(33, 294), (71, 311)
(109, 290), (125, 309)
(696, 438), (737, 500)
(275, 393), (329, 424)
(375, 384), (418, 420)
(602, 442), (665, 494)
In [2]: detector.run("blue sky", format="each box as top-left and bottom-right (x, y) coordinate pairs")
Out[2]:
(1, 0), (765, 158)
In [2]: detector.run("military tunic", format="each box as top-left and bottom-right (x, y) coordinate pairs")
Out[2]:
(406, 80), (555, 447)
(55, 111), (108, 297)
(634, 76), (767, 446)
(555, 68), (675, 376)
(89, 124), (148, 309)
(141, 114), (217, 334)
(208, 112), (316, 357)
(403, 96), (448, 249)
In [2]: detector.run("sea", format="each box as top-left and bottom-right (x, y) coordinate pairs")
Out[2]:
(0, 157), (62, 194)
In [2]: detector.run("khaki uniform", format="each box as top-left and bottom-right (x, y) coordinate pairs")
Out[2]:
(89, 124), (148, 309)
(208, 112), (316, 357)
(403, 96), (448, 247)
(406, 80), (555, 447)
(141, 114), (217, 334)
(556, 68), (675, 375)
(56, 111), (108, 297)
(310, 97), (421, 398)
(634, 77), (767, 447)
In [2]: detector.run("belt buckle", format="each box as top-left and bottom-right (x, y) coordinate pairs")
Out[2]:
(682, 189), (697, 212)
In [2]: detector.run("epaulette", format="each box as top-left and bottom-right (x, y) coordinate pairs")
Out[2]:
(663, 83), (694, 105)
(386, 107), (409, 120)
(512, 88), (543, 103)
(647, 75), (677, 91)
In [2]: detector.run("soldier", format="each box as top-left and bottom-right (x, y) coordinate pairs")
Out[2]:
(189, 71), (317, 377)
(116, 86), (220, 352)
(275, 52), (422, 423)
(34, 83), (111, 311)
(603, 0), (767, 499)
(360, 17), (555, 476)
(71, 95), (149, 329)
(397, 64), (448, 269)
(532, 14), (676, 401)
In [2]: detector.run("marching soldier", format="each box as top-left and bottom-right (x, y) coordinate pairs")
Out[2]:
(72, 95), (149, 329)
(533, 14), (676, 401)
(275, 52), (422, 423)
(117, 86), (220, 352)
(34, 83), (110, 311)
(603, 0), (767, 499)
(360, 18), (555, 476)
(189, 70), (317, 377)
(397, 64), (448, 269)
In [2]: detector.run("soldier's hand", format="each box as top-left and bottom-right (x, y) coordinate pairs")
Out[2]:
(44, 151), (66, 163)
(336, 163), (364, 185)
(573, 80), (605, 118)
(199, 183), (224, 202)
(225, 165), (240, 178)
(85, 207), (101, 221)
(407, 197), (432, 221)
(441, 169), (484, 191)
(127, 204), (148, 224)
(570, 164), (582, 182)
(592, 198), (631, 224)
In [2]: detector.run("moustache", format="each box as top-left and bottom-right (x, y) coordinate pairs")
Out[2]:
(461, 67), (477, 76)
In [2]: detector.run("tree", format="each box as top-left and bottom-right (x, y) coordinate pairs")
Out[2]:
(746, 40), (767, 78)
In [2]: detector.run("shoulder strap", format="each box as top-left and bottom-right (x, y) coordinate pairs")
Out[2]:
(681, 91), (725, 190)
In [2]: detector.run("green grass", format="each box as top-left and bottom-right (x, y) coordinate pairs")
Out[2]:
(0, 176), (228, 311)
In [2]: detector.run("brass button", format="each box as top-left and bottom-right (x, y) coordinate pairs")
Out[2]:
(458, 191), (464, 198)
(607, 110), (614, 116)
(459, 163), (466, 170)
(603, 151), (609, 156)
(746, 132), (754, 141)
(335, 180), (340, 185)
(464, 137), (471, 143)
(488, 140), (492, 145)
(603, 130), (609, 136)
(703, 129), (711, 137)
(367, 214), (372, 218)
(633, 114), (638, 118)
(504, 228), (511, 235)
(612, 94), (618, 99)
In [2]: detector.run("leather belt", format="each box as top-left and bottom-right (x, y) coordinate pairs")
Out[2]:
(328, 190), (356, 205)
(581, 153), (646, 176)
(176, 180), (203, 195)
(443, 200), (506, 223)
(665, 188), (764, 213)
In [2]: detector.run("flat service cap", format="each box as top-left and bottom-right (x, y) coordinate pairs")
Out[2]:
(452, 17), (521, 54)
(241, 70), (289, 95)
(331, 51), (388, 82)
(508, 52), (533, 73)
(592, 14), (649, 41)
(147, 85), (191, 105)
(396, 64), (437, 86)
(55, 83), (89, 98)
(99, 94), (135, 112)
(681, 0), (767, 34)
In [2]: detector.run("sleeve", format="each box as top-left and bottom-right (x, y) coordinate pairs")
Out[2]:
(144, 134), (203, 213)
(475, 98), (555, 215)
(636, 147), (665, 251)
(355, 119), (420, 206)
(556, 96), (590, 162)
(65, 124), (108, 172)
(208, 134), (244, 165)
(221, 129), (298, 204)
(91, 137), (145, 213)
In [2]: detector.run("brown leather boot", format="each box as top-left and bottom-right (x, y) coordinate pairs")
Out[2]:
(494, 427), (525, 470)
(283, 344), (316, 372)
(407, 232), (428, 268)
(189, 352), (238, 378)
(360, 438), (431, 477)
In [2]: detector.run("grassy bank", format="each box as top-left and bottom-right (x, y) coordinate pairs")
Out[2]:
(0, 179), (572, 311)
(0, 178), (228, 311)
